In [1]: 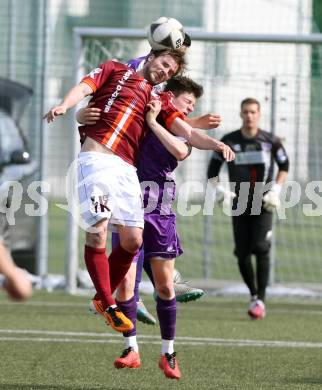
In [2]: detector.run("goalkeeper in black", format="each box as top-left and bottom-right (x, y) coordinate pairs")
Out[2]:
(207, 97), (289, 319)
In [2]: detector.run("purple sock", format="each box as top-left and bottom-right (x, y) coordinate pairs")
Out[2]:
(116, 296), (137, 337)
(111, 232), (120, 248)
(134, 251), (144, 302)
(156, 296), (176, 340)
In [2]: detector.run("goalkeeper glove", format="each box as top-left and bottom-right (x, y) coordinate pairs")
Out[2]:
(210, 178), (236, 207)
(263, 183), (282, 212)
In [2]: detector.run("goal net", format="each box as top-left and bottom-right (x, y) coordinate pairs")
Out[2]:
(73, 29), (322, 293)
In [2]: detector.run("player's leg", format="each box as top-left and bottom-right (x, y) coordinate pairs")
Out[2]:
(111, 231), (142, 298)
(108, 159), (145, 295)
(136, 251), (157, 325)
(84, 221), (134, 332)
(232, 215), (257, 297)
(232, 215), (263, 318)
(114, 263), (141, 369)
(109, 225), (142, 293)
(109, 232), (156, 325)
(144, 212), (204, 304)
(151, 257), (181, 380)
(85, 218), (112, 308)
(78, 152), (135, 332)
(89, 231), (118, 314)
(249, 211), (273, 319)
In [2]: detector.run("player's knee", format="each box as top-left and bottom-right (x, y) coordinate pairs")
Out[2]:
(121, 236), (142, 254)
(252, 240), (271, 254)
(86, 232), (106, 248)
(234, 248), (250, 262)
(156, 284), (174, 299)
(86, 224), (107, 247)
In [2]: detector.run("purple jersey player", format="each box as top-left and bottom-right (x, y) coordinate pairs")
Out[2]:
(78, 75), (235, 378)
(77, 76), (234, 378)
(110, 77), (234, 379)
(77, 72), (235, 379)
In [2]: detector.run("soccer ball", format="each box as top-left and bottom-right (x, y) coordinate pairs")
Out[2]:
(147, 17), (184, 51)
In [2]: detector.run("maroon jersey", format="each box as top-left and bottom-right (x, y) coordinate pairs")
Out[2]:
(80, 60), (153, 165)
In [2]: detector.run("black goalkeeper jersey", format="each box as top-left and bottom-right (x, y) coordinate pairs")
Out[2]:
(207, 129), (289, 214)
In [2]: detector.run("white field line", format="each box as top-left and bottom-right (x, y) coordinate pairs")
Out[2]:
(0, 329), (321, 348)
(0, 300), (322, 316)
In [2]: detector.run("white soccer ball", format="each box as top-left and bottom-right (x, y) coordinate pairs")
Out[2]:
(147, 17), (184, 51)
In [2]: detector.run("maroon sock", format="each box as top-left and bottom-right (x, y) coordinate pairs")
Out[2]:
(109, 244), (136, 293)
(84, 245), (115, 309)
(93, 292), (100, 300)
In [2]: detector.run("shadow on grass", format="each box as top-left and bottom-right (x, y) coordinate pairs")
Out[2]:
(0, 385), (127, 390)
(287, 377), (322, 386)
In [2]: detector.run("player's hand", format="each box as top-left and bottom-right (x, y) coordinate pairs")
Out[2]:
(215, 142), (235, 162)
(4, 268), (32, 301)
(146, 100), (162, 124)
(263, 183), (282, 212)
(195, 113), (222, 129)
(43, 104), (67, 123)
(77, 103), (101, 125)
(215, 185), (236, 205)
(210, 178), (236, 206)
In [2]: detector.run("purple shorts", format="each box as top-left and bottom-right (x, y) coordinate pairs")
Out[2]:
(111, 212), (183, 262)
(142, 212), (183, 260)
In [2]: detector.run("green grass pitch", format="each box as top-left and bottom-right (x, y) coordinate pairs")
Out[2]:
(47, 201), (322, 284)
(0, 291), (321, 389)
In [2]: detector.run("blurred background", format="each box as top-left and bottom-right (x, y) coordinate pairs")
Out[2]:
(0, 0), (321, 294)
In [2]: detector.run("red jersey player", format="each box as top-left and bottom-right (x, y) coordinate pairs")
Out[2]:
(43, 49), (185, 333)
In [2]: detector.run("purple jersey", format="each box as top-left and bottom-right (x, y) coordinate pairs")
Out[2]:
(138, 132), (184, 259)
(126, 55), (165, 93)
(126, 56), (146, 71)
(138, 131), (178, 215)
(137, 92), (185, 215)
(136, 94), (186, 260)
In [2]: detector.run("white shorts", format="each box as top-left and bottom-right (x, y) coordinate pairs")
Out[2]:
(77, 151), (144, 230)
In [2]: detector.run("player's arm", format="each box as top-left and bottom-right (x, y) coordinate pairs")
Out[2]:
(275, 170), (288, 185)
(44, 82), (93, 123)
(263, 138), (289, 212)
(189, 128), (235, 162)
(146, 100), (190, 161)
(207, 147), (236, 204)
(274, 139), (289, 184)
(170, 117), (234, 161)
(272, 139), (289, 195)
(169, 115), (193, 139)
(186, 113), (222, 130)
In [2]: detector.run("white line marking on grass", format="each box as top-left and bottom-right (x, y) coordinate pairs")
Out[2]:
(0, 329), (321, 348)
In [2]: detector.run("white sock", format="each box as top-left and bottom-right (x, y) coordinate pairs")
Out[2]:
(161, 339), (174, 355)
(125, 336), (138, 352)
